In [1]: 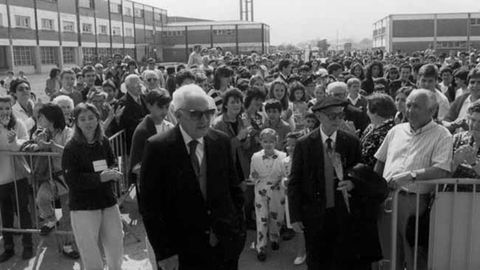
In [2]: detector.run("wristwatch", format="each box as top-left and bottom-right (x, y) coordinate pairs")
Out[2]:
(410, 171), (417, 181)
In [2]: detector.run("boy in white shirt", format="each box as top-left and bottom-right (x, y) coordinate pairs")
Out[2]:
(250, 128), (287, 261)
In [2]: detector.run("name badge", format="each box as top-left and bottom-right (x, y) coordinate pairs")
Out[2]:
(93, 160), (108, 172)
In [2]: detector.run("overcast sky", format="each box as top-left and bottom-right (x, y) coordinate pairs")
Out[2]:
(139, 0), (480, 45)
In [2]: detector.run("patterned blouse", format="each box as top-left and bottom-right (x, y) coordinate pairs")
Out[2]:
(360, 119), (396, 168)
(452, 131), (480, 179)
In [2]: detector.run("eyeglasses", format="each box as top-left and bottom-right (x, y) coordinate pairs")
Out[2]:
(323, 111), (345, 120)
(147, 78), (158, 82)
(182, 109), (216, 121)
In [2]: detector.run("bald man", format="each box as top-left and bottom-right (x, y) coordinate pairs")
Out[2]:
(374, 89), (453, 270)
(140, 85), (245, 270)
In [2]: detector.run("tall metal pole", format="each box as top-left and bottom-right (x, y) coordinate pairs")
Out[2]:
(239, 0), (243, 20)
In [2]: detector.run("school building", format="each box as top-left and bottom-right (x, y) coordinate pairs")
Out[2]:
(372, 12), (480, 54)
(162, 18), (270, 62)
(0, 0), (270, 74)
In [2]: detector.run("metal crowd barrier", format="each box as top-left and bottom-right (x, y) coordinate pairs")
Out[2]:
(0, 129), (134, 266)
(108, 129), (130, 201)
(388, 178), (480, 270)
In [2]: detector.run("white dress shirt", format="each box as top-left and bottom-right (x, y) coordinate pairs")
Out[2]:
(179, 124), (204, 163)
(319, 125), (338, 150)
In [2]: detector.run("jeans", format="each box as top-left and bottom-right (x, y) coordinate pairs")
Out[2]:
(36, 180), (75, 246)
(0, 178), (33, 250)
(71, 204), (124, 270)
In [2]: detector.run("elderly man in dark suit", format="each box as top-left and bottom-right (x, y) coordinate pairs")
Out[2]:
(139, 84), (245, 270)
(109, 74), (148, 153)
(288, 96), (365, 270)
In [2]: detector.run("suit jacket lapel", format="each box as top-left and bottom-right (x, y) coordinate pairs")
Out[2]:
(309, 129), (324, 182)
(204, 131), (217, 204)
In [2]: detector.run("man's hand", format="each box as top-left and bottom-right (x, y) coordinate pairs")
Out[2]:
(291, 221), (304, 233)
(38, 140), (52, 150)
(337, 180), (354, 192)
(389, 173), (412, 190)
(157, 255), (179, 270)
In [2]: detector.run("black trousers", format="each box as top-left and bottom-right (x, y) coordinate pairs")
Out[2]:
(175, 231), (245, 270)
(0, 178), (33, 250)
(303, 202), (370, 270)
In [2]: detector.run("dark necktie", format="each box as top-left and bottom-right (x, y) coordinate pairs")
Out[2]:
(189, 140), (206, 199)
(189, 140), (200, 177)
(325, 137), (335, 208)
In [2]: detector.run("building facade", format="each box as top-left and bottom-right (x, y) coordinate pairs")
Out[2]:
(0, 0), (270, 73)
(373, 12), (480, 54)
(162, 20), (270, 62)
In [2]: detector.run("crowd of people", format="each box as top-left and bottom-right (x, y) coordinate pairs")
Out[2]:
(0, 46), (480, 270)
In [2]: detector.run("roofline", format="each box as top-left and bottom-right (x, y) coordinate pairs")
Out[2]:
(124, 0), (168, 13)
(166, 21), (269, 27)
(373, 11), (480, 24)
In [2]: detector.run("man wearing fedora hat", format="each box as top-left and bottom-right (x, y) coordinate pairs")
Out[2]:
(288, 96), (363, 269)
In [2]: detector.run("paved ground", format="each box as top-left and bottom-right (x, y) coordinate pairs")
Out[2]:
(0, 191), (307, 270)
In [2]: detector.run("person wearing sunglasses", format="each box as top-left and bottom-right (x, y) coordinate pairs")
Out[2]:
(140, 84), (245, 270)
(142, 70), (161, 94)
(326, 82), (370, 137)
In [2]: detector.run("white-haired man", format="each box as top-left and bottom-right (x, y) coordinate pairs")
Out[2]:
(109, 74), (148, 153)
(325, 82), (370, 135)
(374, 89), (453, 270)
(140, 84), (245, 270)
(143, 58), (166, 88)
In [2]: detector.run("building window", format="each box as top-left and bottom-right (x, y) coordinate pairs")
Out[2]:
(15, 15), (31, 28)
(63, 20), (74, 32)
(82, 23), (92, 33)
(41, 47), (58, 64)
(112, 26), (121, 36)
(63, 47), (75, 63)
(110, 3), (121, 13)
(97, 48), (110, 57)
(14, 47), (33, 66)
(99, 25), (108, 35)
(124, 7), (132, 17)
(472, 18), (480, 26)
(82, 47), (96, 63)
(112, 48), (124, 56)
(125, 28), (133, 37)
(79, 0), (93, 8)
(134, 8), (144, 18)
(125, 48), (135, 58)
(164, 30), (184, 37)
(41, 18), (54, 30)
(213, 29), (234, 36)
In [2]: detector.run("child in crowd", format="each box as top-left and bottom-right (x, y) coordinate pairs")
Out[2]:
(263, 99), (292, 150)
(347, 77), (367, 112)
(268, 80), (295, 129)
(289, 81), (308, 131)
(250, 128), (287, 262)
(281, 132), (306, 265)
(308, 84), (326, 108)
(301, 112), (320, 136)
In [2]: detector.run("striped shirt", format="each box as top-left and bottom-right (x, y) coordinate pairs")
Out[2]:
(375, 121), (453, 193)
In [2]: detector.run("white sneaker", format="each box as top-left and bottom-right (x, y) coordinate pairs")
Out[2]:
(293, 255), (306, 265)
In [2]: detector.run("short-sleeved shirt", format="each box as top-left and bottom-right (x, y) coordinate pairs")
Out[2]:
(374, 121), (453, 193)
